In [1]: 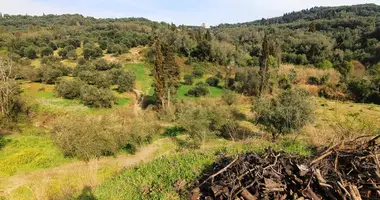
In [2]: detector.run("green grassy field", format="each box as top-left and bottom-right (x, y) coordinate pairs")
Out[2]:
(176, 85), (224, 99)
(21, 82), (131, 114)
(94, 138), (312, 199)
(0, 128), (73, 177)
(125, 63), (153, 95)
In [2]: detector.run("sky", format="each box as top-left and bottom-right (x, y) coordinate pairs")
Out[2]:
(0, 0), (379, 26)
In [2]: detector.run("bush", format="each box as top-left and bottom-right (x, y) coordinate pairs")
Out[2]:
(206, 77), (219, 87)
(176, 101), (234, 143)
(254, 89), (314, 140)
(24, 47), (37, 59)
(278, 75), (292, 90)
(116, 71), (135, 93)
(37, 63), (71, 84)
(307, 76), (320, 85)
(51, 115), (123, 161)
(40, 47), (53, 57)
(308, 73), (330, 85)
(183, 74), (193, 85)
(192, 68), (204, 78)
(347, 78), (372, 102)
(315, 60), (333, 69)
(222, 90), (237, 105)
(55, 78), (82, 99)
(67, 50), (77, 60)
(52, 111), (161, 161)
(234, 69), (261, 96)
(57, 48), (68, 59)
(80, 85), (116, 108)
(187, 82), (209, 97)
(215, 72), (223, 79)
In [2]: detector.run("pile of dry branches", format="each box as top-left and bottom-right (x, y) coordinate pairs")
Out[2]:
(190, 136), (380, 200)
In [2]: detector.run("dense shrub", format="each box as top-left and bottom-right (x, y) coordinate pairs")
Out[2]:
(183, 74), (193, 85)
(254, 89), (314, 140)
(347, 78), (372, 102)
(58, 48), (68, 59)
(315, 60), (333, 69)
(307, 73), (330, 85)
(40, 47), (53, 57)
(278, 75), (292, 90)
(80, 85), (115, 108)
(192, 68), (204, 78)
(307, 76), (320, 85)
(37, 63), (71, 84)
(222, 90), (237, 105)
(215, 72), (223, 79)
(52, 115), (124, 161)
(55, 78), (82, 99)
(115, 71), (135, 93)
(24, 47), (37, 59)
(187, 82), (209, 97)
(234, 69), (261, 96)
(52, 111), (160, 161)
(176, 101), (235, 143)
(206, 77), (219, 87)
(83, 44), (103, 60)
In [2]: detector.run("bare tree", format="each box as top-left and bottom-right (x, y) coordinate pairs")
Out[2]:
(0, 59), (20, 119)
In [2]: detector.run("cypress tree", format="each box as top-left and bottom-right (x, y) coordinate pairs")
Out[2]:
(259, 33), (270, 97)
(153, 39), (165, 108)
(163, 45), (180, 107)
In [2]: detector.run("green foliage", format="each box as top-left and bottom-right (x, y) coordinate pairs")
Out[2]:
(37, 62), (71, 84)
(51, 111), (160, 161)
(187, 82), (209, 97)
(115, 71), (135, 93)
(183, 74), (193, 85)
(206, 77), (219, 87)
(308, 73), (330, 85)
(83, 43), (103, 60)
(40, 46), (54, 57)
(55, 78), (82, 99)
(192, 67), (204, 78)
(315, 60), (333, 69)
(347, 78), (372, 102)
(222, 89), (237, 106)
(234, 68), (261, 96)
(254, 89), (314, 140)
(51, 116), (123, 161)
(177, 101), (234, 143)
(79, 85), (116, 108)
(24, 46), (37, 59)
(57, 48), (68, 59)
(278, 75), (292, 90)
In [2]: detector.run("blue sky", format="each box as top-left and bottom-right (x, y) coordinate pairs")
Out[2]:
(0, 0), (379, 25)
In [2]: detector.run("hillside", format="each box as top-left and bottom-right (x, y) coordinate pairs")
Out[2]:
(216, 3), (380, 27)
(0, 3), (380, 200)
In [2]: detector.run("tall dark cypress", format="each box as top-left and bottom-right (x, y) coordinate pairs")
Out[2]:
(153, 39), (165, 107)
(163, 45), (180, 107)
(259, 33), (270, 97)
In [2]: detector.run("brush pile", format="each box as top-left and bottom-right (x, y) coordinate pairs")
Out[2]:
(190, 136), (380, 200)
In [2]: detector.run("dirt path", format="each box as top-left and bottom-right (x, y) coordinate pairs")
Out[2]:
(0, 138), (168, 196)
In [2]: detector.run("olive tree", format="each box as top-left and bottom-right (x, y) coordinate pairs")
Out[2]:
(254, 89), (314, 140)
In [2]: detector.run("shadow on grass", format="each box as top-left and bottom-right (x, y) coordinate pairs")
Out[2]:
(76, 186), (97, 200)
(163, 126), (185, 137)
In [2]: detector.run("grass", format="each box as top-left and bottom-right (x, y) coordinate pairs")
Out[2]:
(176, 85), (223, 99)
(125, 63), (153, 95)
(94, 138), (313, 199)
(20, 82), (131, 114)
(0, 128), (73, 177)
